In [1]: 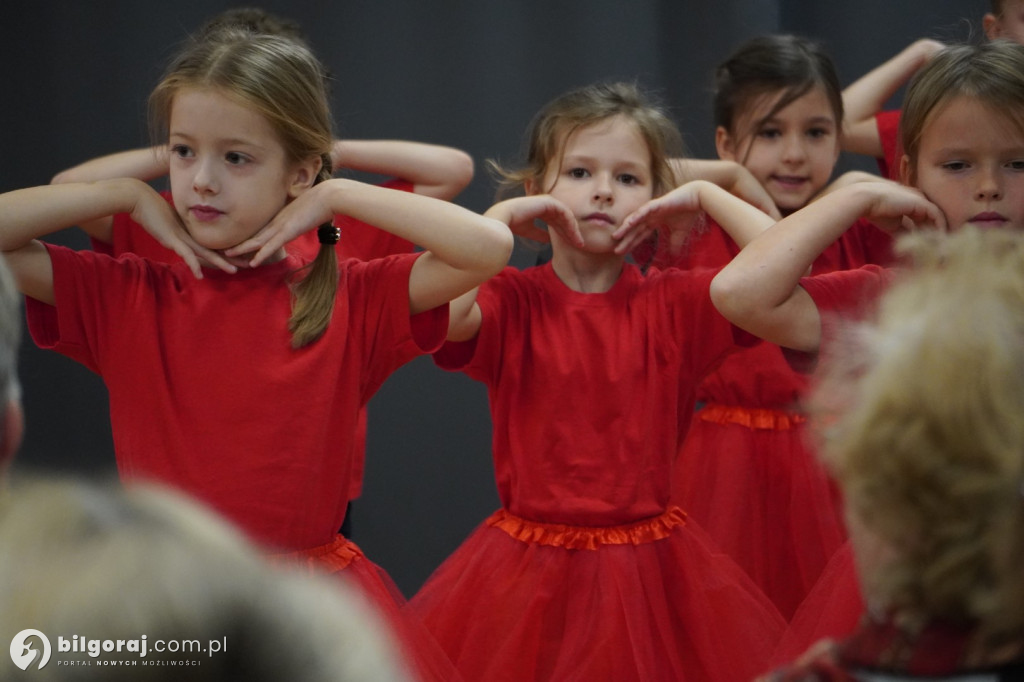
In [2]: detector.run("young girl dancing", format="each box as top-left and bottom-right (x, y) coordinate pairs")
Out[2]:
(650, 34), (896, 619)
(409, 81), (785, 682)
(709, 39), (1024, 668)
(0, 29), (511, 682)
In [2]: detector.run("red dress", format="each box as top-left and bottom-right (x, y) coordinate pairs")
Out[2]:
(646, 219), (892, 619)
(410, 263), (786, 682)
(26, 244), (459, 682)
(88, 180), (416, 506)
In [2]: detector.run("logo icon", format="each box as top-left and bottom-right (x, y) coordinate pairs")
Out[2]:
(10, 630), (51, 670)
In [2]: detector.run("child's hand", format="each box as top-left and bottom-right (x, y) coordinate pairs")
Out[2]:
(227, 183), (335, 267)
(860, 183), (947, 233)
(486, 196), (582, 247)
(130, 185), (236, 278)
(613, 183), (705, 255)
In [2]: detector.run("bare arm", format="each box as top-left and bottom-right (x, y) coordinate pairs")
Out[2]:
(671, 159), (781, 220)
(842, 39), (944, 157)
(330, 140), (474, 201)
(225, 178), (513, 315)
(710, 183), (945, 352)
(0, 180), (232, 304)
(614, 179), (776, 256)
(49, 146), (172, 244)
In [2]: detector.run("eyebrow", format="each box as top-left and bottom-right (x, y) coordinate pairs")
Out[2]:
(562, 154), (648, 172)
(169, 131), (267, 150)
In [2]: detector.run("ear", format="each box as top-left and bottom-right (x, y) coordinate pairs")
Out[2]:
(715, 126), (737, 161)
(898, 154), (914, 186)
(1, 400), (23, 468)
(983, 13), (1000, 40)
(287, 156), (324, 199)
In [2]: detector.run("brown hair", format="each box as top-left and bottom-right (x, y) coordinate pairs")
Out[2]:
(491, 82), (683, 202)
(900, 41), (1024, 180)
(713, 34), (843, 160)
(812, 227), (1024, 650)
(149, 29), (339, 348)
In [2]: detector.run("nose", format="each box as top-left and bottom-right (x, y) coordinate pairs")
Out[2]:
(592, 173), (614, 203)
(975, 166), (1003, 201)
(192, 156), (218, 195)
(781, 133), (807, 164)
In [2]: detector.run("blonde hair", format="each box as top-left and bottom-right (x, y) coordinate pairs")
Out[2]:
(491, 82), (683, 202)
(812, 227), (1024, 649)
(900, 41), (1024, 178)
(0, 477), (414, 681)
(149, 29), (339, 348)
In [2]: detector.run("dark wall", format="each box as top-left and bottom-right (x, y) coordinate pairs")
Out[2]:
(0, 1), (987, 596)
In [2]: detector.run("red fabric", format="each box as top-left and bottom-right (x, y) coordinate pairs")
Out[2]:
(26, 245), (445, 553)
(646, 219), (893, 619)
(270, 534), (463, 682)
(771, 541), (865, 666)
(414, 263), (784, 682)
(875, 109), (904, 181)
(95, 181), (417, 503)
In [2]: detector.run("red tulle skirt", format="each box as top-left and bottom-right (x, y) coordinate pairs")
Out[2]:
(410, 507), (785, 682)
(771, 541), (865, 667)
(673, 404), (848, 619)
(271, 535), (461, 682)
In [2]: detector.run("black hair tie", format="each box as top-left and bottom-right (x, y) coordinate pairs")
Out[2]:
(317, 222), (340, 245)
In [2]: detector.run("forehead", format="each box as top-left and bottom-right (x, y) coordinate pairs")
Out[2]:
(920, 96), (1024, 149)
(735, 85), (837, 127)
(169, 87), (278, 145)
(558, 115), (649, 161)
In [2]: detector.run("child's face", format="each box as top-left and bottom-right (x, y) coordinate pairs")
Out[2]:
(168, 88), (315, 252)
(905, 96), (1024, 232)
(716, 87), (839, 215)
(536, 115), (654, 254)
(985, 1), (1024, 44)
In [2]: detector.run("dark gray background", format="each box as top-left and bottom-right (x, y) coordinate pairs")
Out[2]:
(1, 1), (987, 596)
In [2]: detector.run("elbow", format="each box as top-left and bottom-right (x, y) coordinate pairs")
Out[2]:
(710, 269), (758, 327)
(480, 218), (514, 277)
(441, 150), (475, 199)
(50, 169), (76, 185)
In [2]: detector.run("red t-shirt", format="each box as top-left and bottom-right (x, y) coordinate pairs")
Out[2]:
(27, 245), (446, 552)
(435, 263), (751, 525)
(875, 109), (903, 181)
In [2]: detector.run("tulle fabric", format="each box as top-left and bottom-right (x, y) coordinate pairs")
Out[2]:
(771, 541), (865, 667)
(674, 404), (848, 619)
(410, 508), (785, 682)
(271, 535), (462, 682)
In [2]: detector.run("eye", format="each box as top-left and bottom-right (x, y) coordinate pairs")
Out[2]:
(941, 161), (969, 172)
(807, 127), (831, 139)
(225, 152), (250, 165)
(568, 167), (590, 179)
(170, 144), (193, 159)
(756, 128), (781, 140)
(618, 173), (640, 185)
(1006, 159), (1024, 171)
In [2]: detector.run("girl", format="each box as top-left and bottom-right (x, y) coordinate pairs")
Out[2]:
(709, 39), (1024, 667)
(0, 30), (511, 681)
(409, 81), (786, 682)
(760, 228), (1024, 680)
(654, 34), (895, 619)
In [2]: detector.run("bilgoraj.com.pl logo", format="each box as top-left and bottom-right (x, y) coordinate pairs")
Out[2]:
(10, 629), (227, 670)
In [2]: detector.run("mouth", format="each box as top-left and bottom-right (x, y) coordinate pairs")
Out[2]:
(770, 175), (808, 190)
(582, 212), (616, 226)
(190, 205), (224, 222)
(970, 212), (1008, 228)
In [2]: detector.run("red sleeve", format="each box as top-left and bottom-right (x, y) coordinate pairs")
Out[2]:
(784, 265), (894, 372)
(875, 110), (903, 181)
(335, 178), (417, 261)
